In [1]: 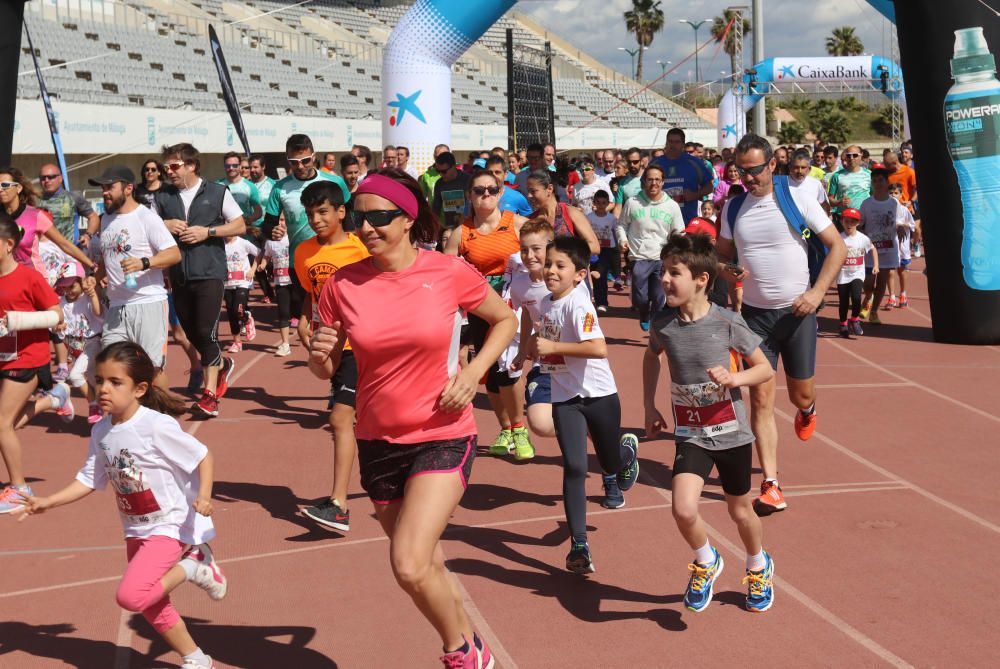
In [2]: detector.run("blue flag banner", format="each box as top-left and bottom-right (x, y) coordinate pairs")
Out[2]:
(23, 23), (71, 196)
(209, 25), (251, 157)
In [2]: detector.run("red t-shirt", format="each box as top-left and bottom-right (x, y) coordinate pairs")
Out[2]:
(0, 264), (60, 370)
(318, 250), (489, 443)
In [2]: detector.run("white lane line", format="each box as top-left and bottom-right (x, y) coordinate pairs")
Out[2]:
(637, 468), (914, 668)
(773, 406), (1000, 536)
(113, 609), (133, 669)
(777, 382), (913, 390)
(824, 339), (1000, 425)
(0, 544), (121, 557)
(0, 485), (910, 600)
(447, 557), (521, 669)
(187, 351), (268, 437)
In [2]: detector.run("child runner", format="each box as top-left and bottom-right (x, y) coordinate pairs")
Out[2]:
(14, 341), (227, 669)
(295, 181), (369, 533)
(54, 262), (105, 423)
(837, 208), (878, 338)
(886, 182), (915, 309)
(531, 236), (640, 573)
(309, 171), (516, 668)
(0, 214), (65, 512)
(859, 165), (914, 324)
(222, 235), (259, 353)
(700, 200), (718, 223)
(586, 189), (618, 313)
(260, 232), (293, 356)
(642, 233), (776, 613)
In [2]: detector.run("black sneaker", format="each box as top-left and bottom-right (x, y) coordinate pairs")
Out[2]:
(566, 541), (595, 574)
(601, 474), (624, 509)
(617, 433), (640, 492)
(839, 323), (850, 338)
(302, 499), (350, 532)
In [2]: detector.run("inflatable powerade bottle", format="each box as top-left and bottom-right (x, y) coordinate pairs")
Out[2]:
(944, 27), (1000, 291)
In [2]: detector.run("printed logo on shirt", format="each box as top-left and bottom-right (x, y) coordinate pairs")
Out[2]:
(110, 228), (133, 258)
(101, 446), (164, 523)
(307, 262), (340, 299)
(582, 312), (595, 333)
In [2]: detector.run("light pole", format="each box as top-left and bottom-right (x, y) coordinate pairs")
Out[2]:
(618, 46), (646, 81)
(656, 59), (672, 79)
(678, 18), (713, 83)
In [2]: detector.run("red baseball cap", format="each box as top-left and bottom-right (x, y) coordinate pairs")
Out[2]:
(842, 208), (861, 221)
(684, 217), (717, 241)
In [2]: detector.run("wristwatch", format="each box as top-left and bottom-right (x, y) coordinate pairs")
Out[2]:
(208, 227), (217, 238)
(141, 257), (151, 271)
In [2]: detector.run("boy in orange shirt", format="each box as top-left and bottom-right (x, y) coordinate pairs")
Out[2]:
(294, 181), (369, 533)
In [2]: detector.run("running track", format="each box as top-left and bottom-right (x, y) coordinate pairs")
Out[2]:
(4, 257), (999, 668)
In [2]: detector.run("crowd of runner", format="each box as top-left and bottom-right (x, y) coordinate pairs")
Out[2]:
(0, 128), (920, 668)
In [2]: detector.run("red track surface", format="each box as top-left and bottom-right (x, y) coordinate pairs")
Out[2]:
(4, 257), (999, 668)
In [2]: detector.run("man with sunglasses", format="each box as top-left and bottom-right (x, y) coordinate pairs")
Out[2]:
(155, 143), (247, 417)
(827, 145), (872, 219)
(649, 127), (715, 224)
(486, 156), (531, 216)
(717, 134), (846, 517)
(37, 164), (100, 246)
(418, 143), (451, 201)
(612, 147), (645, 218)
(217, 152), (263, 237)
(571, 155), (611, 216)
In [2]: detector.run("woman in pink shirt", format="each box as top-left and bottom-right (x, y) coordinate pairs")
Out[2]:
(0, 167), (94, 275)
(309, 170), (516, 669)
(712, 161), (741, 208)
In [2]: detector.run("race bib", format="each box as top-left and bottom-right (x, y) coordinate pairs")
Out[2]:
(844, 255), (864, 266)
(115, 487), (161, 517)
(539, 354), (567, 374)
(227, 270), (245, 281)
(0, 332), (17, 362)
(441, 190), (465, 213)
(671, 381), (738, 438)
(274, 267), (289, 277)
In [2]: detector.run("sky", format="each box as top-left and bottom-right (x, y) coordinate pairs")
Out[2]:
(519, 0), (897, 84)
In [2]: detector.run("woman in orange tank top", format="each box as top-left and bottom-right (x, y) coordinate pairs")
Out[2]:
(444, 170), (535, 461)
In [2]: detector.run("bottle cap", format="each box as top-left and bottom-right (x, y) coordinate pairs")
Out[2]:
(951, 27), (996, 77)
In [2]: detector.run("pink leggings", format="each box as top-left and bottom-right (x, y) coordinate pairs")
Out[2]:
(117, 535), (186, 633)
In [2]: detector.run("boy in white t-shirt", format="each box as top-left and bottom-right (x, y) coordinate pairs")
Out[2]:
(54, 264), (105, 423)
(528, 236), (639, 575)
(222, 236), (259, 353)
(585, 189), (618, 312)
(887, 182), (916, 309)
(261, 234), (293, 356)
(836, 208), (878, 338)
(859, 167), (914, 324)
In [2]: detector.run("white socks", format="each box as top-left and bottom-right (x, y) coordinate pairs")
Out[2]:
(694, 541), (715, 566)
(746, 551), (766, 572)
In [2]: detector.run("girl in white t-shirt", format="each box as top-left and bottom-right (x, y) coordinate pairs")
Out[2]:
(261, 234), (292, 356)
(39, 239), (72, 380)
(836, 209), (878, 338)
(15, 341), (225, 669)
(54, 264), (105, 423)
(223, 236), (259, 353)
(527, 236), (639, 575)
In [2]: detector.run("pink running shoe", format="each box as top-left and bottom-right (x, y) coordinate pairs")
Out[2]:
(181, 544), (228, 600)
(244, 312), (257, 341)
(440, 637), (481, 669)
(473, 634), (495, 669)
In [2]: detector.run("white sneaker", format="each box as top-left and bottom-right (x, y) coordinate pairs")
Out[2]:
(274, 342), (291, 357)
(181, 544), (228, 600)
(181, 657), (215, 668)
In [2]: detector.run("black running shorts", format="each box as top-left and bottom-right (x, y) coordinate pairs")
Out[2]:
(672, 442), (753, 497)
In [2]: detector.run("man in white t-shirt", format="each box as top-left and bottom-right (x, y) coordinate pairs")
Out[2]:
(788, 149), (831, 217)
(87, 166), (181, 391)
(571, 155), (611, 216)
(717, 135), (846, 516)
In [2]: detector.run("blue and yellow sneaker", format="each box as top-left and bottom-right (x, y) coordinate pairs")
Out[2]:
(566, 541), (595, 574)
(684, 548), (724, 612)
(743, 551), (775, 612)
(616, 433), (639, 491)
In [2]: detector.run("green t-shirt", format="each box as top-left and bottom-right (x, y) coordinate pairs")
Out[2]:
(251, 177), (276, 224)
(217, 178), (262, 222)
(614, 174), (642, 204)
(265, 171), (350, 263)
(828, 168), (872, 212)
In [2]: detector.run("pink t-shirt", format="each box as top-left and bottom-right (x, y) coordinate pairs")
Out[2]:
(14, 206), (54, 273)
(318, 249), (489, 444)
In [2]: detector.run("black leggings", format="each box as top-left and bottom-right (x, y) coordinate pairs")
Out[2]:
(224, 287), (250, 336)
(552, 393), (626, 544)
(274, 284), (293, 329)
(256, 267), (275, 301)
(590, 247), (620, 308)
(838, 279), (863, 321)
(172, 279), (224, 368)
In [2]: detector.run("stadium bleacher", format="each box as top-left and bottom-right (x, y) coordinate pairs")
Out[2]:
(18, 0), (709, 132)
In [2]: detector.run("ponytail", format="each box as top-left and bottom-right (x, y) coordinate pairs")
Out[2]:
(95, 342), (186, 416)
(0, 210), (24, 248)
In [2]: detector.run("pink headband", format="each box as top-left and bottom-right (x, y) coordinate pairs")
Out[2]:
(355, 174), (419, 220)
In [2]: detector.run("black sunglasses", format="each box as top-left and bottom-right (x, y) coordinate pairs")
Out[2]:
(353, 209), (405, 227)
(471, 185), (500, 196)
(843, 153), (861, 159)
(39, 174), (59, 181)
(628, 159), (641, 165)
(735, 162), (769, 177)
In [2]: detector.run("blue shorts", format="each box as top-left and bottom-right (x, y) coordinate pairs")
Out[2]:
(524, 367), (551, 406)
(900, 258), (912, 268)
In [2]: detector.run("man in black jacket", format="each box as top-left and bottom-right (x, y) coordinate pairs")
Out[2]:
(156, 143), (246, 417)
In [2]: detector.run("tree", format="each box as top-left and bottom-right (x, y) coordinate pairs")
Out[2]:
(711, 10), (751, 83)
(811, 108), (851, 144)
(624, 0), (665, 82)
(825, 26), (864, 56)
(777, 121), (806, 145)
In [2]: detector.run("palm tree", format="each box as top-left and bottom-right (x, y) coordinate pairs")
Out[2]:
(623, 0), (665, 82)
(711, 10), (751, 83)
(826, 26), (864, 56)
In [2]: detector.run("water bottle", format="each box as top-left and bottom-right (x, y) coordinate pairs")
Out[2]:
(124, 257), (138, 290)
(944, 27), (1000, 291)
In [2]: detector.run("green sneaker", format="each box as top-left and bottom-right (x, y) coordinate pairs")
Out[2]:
(512, 426), (535, 460)
(489, 429), (514, 456)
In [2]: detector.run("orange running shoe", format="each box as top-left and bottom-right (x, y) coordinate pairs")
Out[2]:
(794, 408), (817, 441)
(753, 480), (787, 516)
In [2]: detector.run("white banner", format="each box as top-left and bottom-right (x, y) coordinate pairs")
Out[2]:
(772, 56), (875, 82)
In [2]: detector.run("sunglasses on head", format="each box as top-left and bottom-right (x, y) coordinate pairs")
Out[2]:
(735, 162), (769, 177)
(352, 208), (405, 227)
(164, 161), (186, 172)
(287, 154), (315, 167)
(39, 174), (59, 181)
(471, 185), (500, 196)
